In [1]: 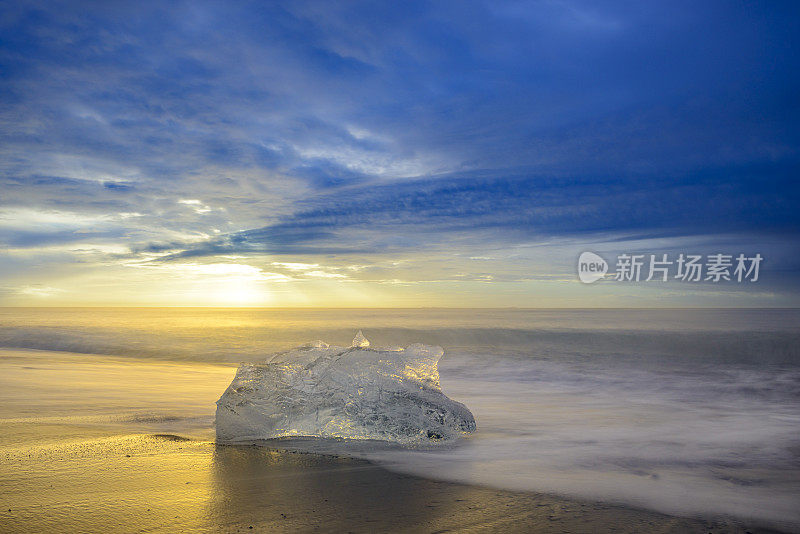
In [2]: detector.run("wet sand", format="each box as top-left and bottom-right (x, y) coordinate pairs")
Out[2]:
(0, 349), (789, 533)
(0, 433), (786, 533)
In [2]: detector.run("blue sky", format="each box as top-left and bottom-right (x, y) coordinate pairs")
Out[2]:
(0, 0), (798, 306)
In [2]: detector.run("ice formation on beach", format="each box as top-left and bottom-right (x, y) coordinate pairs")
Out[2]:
(216, 331), (476, 444)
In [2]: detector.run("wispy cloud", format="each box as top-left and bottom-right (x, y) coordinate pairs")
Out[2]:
(0, 0), (798, 305)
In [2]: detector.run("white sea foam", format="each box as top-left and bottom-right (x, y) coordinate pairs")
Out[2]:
(357, 352), (800, 530)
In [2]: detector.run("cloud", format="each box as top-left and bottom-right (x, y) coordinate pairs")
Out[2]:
(0, 0), (799, 304)
(128, 161), (799, 263)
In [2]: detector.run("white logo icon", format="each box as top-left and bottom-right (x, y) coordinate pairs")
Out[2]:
(578, 252), (608, 284)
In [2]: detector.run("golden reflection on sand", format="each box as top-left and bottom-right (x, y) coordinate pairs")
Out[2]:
(0, 349), (767, 533)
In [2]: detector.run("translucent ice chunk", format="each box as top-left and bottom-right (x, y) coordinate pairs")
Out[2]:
(351, 330), (370, 348)
(215, 333), (476, 444)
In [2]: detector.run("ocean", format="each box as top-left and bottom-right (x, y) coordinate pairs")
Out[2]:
(1, 307), (798, 528)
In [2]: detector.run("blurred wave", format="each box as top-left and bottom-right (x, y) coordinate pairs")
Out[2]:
(1, 307), (799, 527)
(1, 308), (799, 365)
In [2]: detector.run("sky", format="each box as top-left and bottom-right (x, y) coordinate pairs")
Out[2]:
(0, 0), (798, 307)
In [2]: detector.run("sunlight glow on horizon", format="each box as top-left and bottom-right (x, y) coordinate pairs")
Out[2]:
(1, 2), (797, 308)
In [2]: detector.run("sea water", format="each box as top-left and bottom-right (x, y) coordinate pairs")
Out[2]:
(1, 308), (798, 527)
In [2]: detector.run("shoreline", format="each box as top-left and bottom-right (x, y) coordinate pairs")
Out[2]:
(0, 433), (789, 533)
(1, 347), (797, 533)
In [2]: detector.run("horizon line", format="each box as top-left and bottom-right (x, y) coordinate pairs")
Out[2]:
(2, 306), (799, 310)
